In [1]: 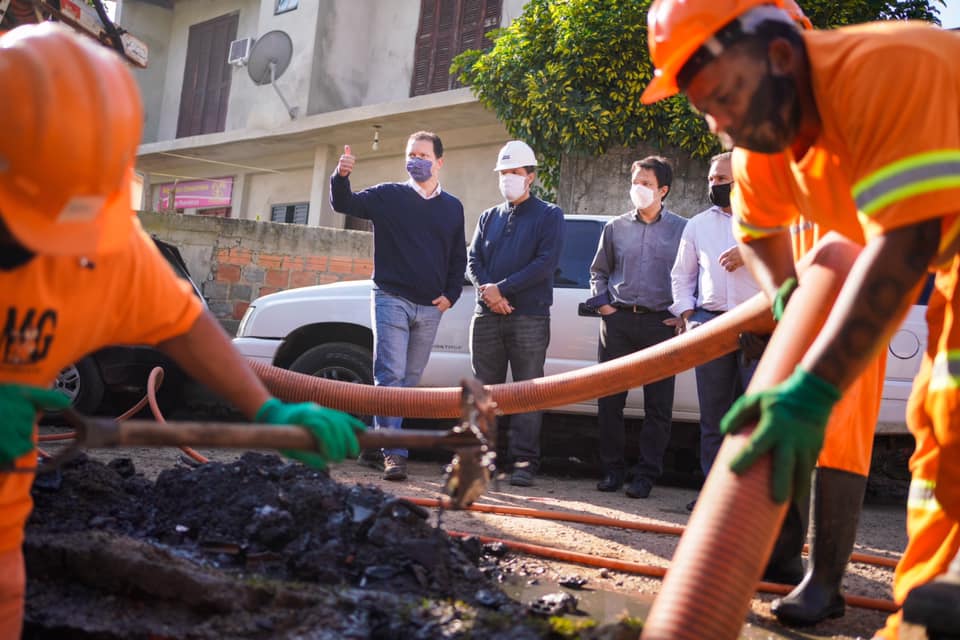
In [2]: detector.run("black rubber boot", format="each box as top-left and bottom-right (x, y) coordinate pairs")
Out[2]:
(763, 495), (808, 585)
(772, 468), (867, 627)
(901, 548), (960, 638)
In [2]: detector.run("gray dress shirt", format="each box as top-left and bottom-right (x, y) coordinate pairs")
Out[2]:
(589, 207), (688, 312)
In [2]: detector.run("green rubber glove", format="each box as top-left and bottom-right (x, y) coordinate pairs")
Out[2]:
(772, 277), (798, 323)
(0, 384), (71, 466)
(720, 367), (840, 503)
(255, 398), (364, 469)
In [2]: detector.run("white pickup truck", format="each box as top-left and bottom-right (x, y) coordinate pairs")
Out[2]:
(233, 215), (928, 435)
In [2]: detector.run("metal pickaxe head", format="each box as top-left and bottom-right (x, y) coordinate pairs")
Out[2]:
(441, 378), (498, 509)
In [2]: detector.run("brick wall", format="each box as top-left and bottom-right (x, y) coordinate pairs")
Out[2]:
(138, 212), (373, 335)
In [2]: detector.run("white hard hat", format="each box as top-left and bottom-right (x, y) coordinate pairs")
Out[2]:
(493, 140), (538, 171)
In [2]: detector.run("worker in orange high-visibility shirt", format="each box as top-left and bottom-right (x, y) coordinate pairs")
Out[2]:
(757, 3), (887, 627)
(641, 0), (960, 638)
(0, 24), (363, 638)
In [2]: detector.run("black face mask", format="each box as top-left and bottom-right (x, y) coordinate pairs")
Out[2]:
(735, 59), (801, 153)
(709, 182), (732, 208)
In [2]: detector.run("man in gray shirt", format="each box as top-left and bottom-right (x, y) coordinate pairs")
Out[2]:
(588, 155), (687, 498)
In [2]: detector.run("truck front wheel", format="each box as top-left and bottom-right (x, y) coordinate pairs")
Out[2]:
(289, 342), (373, 386)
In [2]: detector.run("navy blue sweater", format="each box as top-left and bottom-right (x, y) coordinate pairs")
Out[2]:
(330, 174), (467, 306)
(467, 196), (564, 316)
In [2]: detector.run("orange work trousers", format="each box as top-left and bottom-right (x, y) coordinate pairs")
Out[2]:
(877, 266), (960, 640)
(0, 446), (37, 640)
(817, 353), (885, 475)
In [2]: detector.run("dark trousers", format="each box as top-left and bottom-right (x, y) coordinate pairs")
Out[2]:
(597, 309), (675, 483)
(470, 314), (550, 467)
(690, 309), (757, 476)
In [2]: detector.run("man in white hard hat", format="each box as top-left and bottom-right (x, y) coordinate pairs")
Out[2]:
(467, 141), (564, 486)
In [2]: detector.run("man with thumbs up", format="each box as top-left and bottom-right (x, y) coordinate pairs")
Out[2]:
(330, 132), (467, 481)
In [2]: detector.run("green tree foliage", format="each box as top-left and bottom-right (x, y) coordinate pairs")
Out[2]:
(452, 0), (944, 191)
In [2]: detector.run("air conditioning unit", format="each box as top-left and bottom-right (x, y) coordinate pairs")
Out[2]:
(228, 37), (253, 66)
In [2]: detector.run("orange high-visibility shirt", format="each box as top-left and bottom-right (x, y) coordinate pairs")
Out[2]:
(0, 219), (203, 552)
(732, 22), (960, 252)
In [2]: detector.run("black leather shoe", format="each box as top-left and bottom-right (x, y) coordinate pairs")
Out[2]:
(625, 478), (652, 499)
(596, 471), (624, 492)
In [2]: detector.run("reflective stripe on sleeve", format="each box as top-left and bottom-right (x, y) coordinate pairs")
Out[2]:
(733, 215), (789, 241)
(908, 478), (941, 513)
(854, 150), (960, 219)
(930, 350), (960, 392)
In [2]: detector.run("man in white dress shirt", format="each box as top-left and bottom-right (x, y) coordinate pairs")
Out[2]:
(670, 151), (761, 486)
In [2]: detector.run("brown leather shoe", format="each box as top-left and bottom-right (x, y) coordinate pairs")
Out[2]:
(382, 455), (408, 481)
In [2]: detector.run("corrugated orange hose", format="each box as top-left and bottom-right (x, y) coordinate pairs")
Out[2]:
(443, 531), (897, 613)
(250, 292), (776, 418)
(641, 234), (864, 640)
(405, 497), (898, 568)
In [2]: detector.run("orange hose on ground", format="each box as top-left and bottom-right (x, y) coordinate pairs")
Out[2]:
(443, 530), (897, 613)
(39, 366), (210, 463)
(405, 497), (899, 568)
(641, 235), (863, 640)
(250, 292), (775, 418)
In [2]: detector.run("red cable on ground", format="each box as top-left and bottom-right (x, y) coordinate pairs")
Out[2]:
(405, 497), (900, 569)
(38, 366), (209, 463)
(444, 530), (898, 613)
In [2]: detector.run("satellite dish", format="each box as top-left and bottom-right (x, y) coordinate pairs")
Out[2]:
(247, 30), (293, 86)
(246, 30), (298, 119)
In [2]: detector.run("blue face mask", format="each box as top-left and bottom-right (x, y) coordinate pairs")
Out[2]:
(406, 157), (433, 183)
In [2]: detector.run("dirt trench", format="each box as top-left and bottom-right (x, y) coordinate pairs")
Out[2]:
(24, 453), (641, 639)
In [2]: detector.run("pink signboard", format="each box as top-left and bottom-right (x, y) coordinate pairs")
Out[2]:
(158, 177), (233, 209)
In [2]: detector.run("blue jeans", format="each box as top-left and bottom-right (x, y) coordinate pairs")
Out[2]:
(470, 314), (550, 468)
(372, 290), (443, 457)
(689, 308), (757, 476)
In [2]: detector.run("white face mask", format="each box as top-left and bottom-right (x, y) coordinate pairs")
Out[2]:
(630, 184), (656, 210)
(499, 173), (528, 202)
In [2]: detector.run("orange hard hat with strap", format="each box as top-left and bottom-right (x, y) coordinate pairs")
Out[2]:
(0, 23), (142, 255)
(641, 0), (794, 104)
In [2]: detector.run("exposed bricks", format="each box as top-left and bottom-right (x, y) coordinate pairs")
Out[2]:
(304, 256), (328, 271)
(282, 256), (305, 270)
(216, 264), (241, 283)
(353, 258), (374, 276)
(265, 269), (289, 288)
(206, 245), (368, 327)
(290, 271), (317, 288)
(221, 248), (253, 266)
(258, 253), (284, 269)
(328, 257), (353, 275)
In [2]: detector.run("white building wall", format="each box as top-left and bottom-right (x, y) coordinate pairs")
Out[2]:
(244, 168), (314, 221)
(120, 1), (174, 144)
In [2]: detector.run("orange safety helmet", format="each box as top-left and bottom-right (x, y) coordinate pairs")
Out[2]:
(0, 23), (142, 256)
(641, 0), (792, 104)
(782, 0), (814, 30)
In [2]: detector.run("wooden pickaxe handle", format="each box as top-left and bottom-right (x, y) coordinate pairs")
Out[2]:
(74, 417), (482, 452)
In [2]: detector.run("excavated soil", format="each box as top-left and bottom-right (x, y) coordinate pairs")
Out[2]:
(24, 453), (641, 639)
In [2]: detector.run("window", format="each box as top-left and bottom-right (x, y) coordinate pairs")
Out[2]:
(275, 0), (298, 14)
(410, 0), (501, 97)
(555, 219), (604, 289)
(271, 203), (309, 225)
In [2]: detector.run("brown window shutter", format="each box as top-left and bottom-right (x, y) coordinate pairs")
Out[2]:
(176, 13), (238, 137)
(428, 1), (458, 93)
(410, 0), (502, 97)
(410, 0), (438, 97)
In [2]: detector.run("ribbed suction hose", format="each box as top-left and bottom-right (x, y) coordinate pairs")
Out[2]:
(641, 233), (862, 640)
(249, 292), (775, 417)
